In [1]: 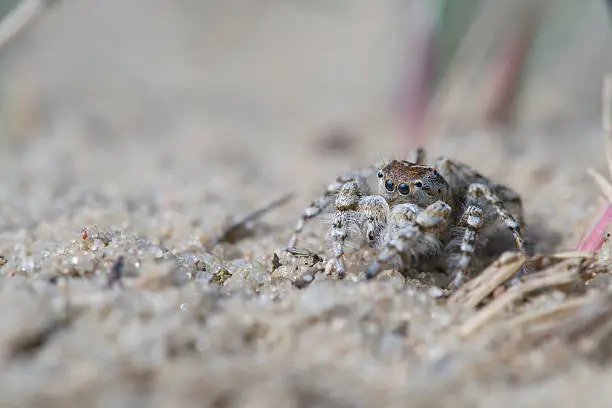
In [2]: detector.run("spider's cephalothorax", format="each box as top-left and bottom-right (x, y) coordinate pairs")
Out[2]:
(376, 160), (451, 207)
(287, 149), (525, 289)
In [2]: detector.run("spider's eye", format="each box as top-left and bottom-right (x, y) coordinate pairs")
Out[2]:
(414, 181), (423, 188)
(398, 183), (410, 195)
(377, 171), (383, 178)
(385, 180), (395, 192)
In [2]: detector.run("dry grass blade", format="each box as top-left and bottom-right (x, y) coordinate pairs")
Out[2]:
(504, 293), (612, 361)
(504, 296), (591, 328)
(580, 318), (612, 359)
(550, 251), (593, 259)
(0, 0), (58, 52)
(587, 168), (612, 203)
(448, 251), (525, 308)
(552, 293), (612, 342)
(458, 259), (581, 338)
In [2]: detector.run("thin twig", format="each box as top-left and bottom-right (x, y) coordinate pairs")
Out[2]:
(448, 251), (525, 308)
(587, 168), (612, 203)
(550, 251), (593, 259)
(213, 192), (295, 245)
(457, 259), (581, 338)
(552, 292), (612, 342)
(504, 296), (591, 328)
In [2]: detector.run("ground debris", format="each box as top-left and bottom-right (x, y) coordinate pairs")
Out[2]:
(210, 268), (232, 286)
(271, 253), (282, 272)
(285, 246), (323, 267)
(449, 251), (526, 308)
(292, 267), (317, 289)
(107, 255), (125, 288)
(457, 258), (582, 338)
(210, 192), (294, 246)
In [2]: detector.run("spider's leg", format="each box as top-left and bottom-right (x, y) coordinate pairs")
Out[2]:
(325, 210), (351, 279)
(435, 157), (524, 222)
(450, 205), (484, 289)
(466, 182), (528, 282)
(325, 181), (380, 278)
(466, 183), (524, 251)
(366, 200), (450, 279)
(288, 169), (372, 248)
(288, 181), (341, 248)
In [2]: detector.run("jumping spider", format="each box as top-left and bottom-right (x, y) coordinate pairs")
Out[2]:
(288, 149), (525, 289)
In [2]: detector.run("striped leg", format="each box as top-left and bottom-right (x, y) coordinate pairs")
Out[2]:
(288, 182), (339, 249)
(466, 182), (527, 282)
(288, 172), (371, 249)
(450, 206), (483, 289)
(466, 183), (525, 251)
(325, 210), (352, 278)
(324, 181), (369, 279)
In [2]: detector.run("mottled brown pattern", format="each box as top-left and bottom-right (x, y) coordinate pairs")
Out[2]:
(379, 160), (450, 202)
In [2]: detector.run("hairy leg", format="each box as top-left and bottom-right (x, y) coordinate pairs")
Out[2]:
(288, 169), (372, 248)
(325, 181), (387, 278)
(449, 205), (484, 289)
(466, 182), (528, 283)
(465, 183), (524, 251)
(435, 157), (524, 224)
(365, 200), (450, 279)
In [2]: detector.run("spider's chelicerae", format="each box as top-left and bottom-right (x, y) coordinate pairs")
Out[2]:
(288, 149), (525, 289)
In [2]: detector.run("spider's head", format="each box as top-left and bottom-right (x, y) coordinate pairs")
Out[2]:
(377, 160), (450, 207)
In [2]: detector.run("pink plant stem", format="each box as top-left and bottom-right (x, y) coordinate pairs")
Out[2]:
(485, 21), (536, 124)
(577, 203), (612, 252)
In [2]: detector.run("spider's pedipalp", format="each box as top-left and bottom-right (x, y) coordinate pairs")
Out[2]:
(415, 200), (451, 229)
(365, 200), (449, 280)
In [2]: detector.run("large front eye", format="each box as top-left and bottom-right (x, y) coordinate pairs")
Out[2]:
(385, 180), (395, 192)
(398, 183), (410, 195)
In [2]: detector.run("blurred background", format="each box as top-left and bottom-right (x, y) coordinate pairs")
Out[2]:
(1, 1), (612, 405)
(0, 0), (610, 139)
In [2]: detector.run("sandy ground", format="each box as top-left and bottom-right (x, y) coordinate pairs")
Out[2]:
(1, 1), (612, 407)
